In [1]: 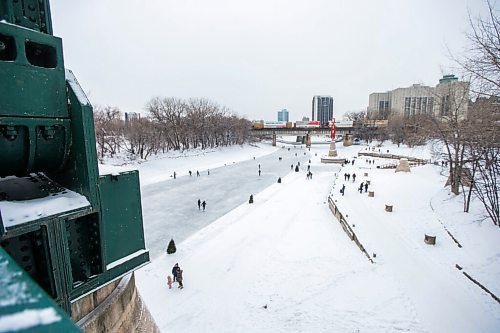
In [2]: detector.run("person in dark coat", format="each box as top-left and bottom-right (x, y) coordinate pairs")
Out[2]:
(359, 182), (364, 193)
(189, 170), (192, 177)
(347, 173), (351, 181)
(341, 184), (346, 196)
(196, 170), (200, 177)
(364, 183), (368, 192)
(258, 169), (261, 176)
(173, 171), (176, 179)
(352, 173), (356, 182)
(202, 201), (206, 211)
(198, 199), (201, 210)
(172, 263), (180, 282)
(177, 269), (184, 289)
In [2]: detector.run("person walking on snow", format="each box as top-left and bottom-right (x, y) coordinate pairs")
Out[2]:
(341, 184), (346, 196)
(202, 201), (206, 211)
(196, 170), (200, 177)
(258, 169), (261, 176)
(167, 275), (173, 289)
(364, 183), (369, 192)
(359, 182), (364, 193)
(189, 170), (192, 177)
(172, 263), (180, 282)
(198, 199), (201, 210)
(173, 171), (176, 179)
(352, 173), (356, 182)
(177, 269), (184, 289)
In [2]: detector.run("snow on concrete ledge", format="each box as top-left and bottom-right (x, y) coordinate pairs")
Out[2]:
(65, 69), (90, 106)
(106, 249), (148, 270)
(0, 308), (61, 332)
(0, 190), (90, 228)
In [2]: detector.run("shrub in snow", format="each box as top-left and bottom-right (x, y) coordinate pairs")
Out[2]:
(167, 238), (177, 254)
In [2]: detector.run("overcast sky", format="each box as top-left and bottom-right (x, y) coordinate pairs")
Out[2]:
(50, 0), (492, 121)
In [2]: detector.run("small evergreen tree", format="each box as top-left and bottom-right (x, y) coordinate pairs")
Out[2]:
(167, 238), (176, 254)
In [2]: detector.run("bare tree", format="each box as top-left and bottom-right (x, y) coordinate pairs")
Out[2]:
(448, 0), (500, 225)
(425, 79), (471, 196)
(344, 110), (366, 122)
(93, 105), (123, 159)
(467, 97), (500, 225)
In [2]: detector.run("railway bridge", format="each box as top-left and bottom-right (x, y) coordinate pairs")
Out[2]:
(250, 125), (356, 147)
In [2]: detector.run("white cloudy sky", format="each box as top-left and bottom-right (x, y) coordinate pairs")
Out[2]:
(50, 0), (491, 121)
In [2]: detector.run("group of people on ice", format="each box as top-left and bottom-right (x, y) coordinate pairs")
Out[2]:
(343, 173), (356, 182)
(167, 263), (184, 289)
(197, 199), (207, 211)
(358, 182), (368, 193)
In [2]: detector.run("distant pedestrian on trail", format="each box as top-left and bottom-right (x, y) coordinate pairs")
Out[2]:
(307, 165), (310, 171)
(172, 263), (180, 282)
(359, 182), (364, 193)
(347, 173), (351, 181)
(352, 160), (355, 165)
(177, 269), (184, 289)
(364, 182), (368, 192)
(198, 199), (201, 210)
(207, 169), (210, 175)
(352, 173), (356, 182)
(189, 170), (192, 177)
(202, 201), (206, 211)
(258, 169), (261, 176)
(295, 165), (299, 172)
(196, 170), (200, 177)
(258, 164), (261, 170)
(173, 171), (176, 179)
(291, 164), (293, 170)
(341, 184), (346, 196)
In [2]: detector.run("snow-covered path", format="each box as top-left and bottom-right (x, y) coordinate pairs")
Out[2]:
(137, 146), (428, 332)
(332, 161), (500, 332)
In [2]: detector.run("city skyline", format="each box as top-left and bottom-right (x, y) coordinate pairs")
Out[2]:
(50, 0), (491, 121)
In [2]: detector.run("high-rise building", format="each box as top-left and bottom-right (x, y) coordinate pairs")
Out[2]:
(125, 112), (141, 124)
(367, 75), (469, 119)
(312, 96), (334, 126)
(277, 109), (289, 122)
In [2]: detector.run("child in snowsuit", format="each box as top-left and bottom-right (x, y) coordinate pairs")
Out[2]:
(167, 275), (173, 289)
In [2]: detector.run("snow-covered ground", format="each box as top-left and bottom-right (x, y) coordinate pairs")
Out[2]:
(103, 139), (499, 332)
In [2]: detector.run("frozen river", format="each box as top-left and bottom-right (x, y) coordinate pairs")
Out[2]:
(141, 146), (311, 258)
